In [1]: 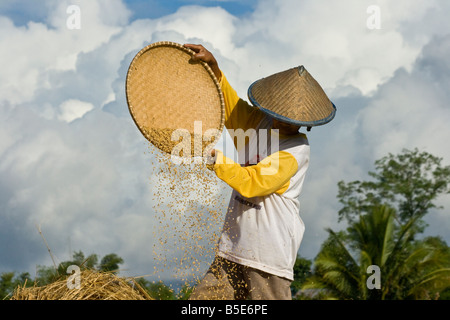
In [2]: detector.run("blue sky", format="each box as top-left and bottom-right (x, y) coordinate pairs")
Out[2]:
(0, 0), (258, 25)
(0, 0), (450, 284)
(125, 0), (258, 19)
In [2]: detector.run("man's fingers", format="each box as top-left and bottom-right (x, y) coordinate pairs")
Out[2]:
(184, 43), (220, 79)
(193, 51), (207, 61)
(184, 44), (205, 61)
(185, 45), (210, 63)
(184, 43), (203, 53)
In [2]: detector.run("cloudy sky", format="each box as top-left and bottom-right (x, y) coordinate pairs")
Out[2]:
(1, 0), (450, 284)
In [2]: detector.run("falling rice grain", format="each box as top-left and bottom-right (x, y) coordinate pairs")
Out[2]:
(147, 138), (229, 290)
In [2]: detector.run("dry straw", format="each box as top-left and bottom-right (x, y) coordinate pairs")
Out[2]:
(11, 270), (153, 300)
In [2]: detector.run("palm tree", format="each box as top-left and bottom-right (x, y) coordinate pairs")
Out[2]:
(302, 205), (450, 299)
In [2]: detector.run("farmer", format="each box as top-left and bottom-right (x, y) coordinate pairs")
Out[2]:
(184, 44), (336, 300)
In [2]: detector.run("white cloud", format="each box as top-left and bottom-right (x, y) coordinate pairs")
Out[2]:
(298, 33), (450, 257)
(0, 0), (131, 106)
(354, 34), (450, 238)
(359, 35), (450, 161)
(1, 0), (450, 281)
(58, 99), (94, 122)
(155, 6), (236, 49)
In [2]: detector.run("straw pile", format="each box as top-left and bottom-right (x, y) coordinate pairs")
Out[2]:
(11, 270), (153, 300)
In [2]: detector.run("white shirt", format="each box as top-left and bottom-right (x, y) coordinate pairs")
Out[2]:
(215, 115), (310, 280)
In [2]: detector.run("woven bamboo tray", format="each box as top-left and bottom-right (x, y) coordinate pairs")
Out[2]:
(126, 41), (225, 156)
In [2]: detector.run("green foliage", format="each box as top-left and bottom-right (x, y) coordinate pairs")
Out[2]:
(0, 272), (33, 300)
(304, 205), (450, 299)
(99, 253), (124, 273)
(136, 278), (176, 300)
(134, 278), (195, 300)
(291, 256), (312, 295)
(338, 148), (450, 234)
(306, 148), (450, 300)
(177, 283), (195, 300)
(32, 250), (119, 288)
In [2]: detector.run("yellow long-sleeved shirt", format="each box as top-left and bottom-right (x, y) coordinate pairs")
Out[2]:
(213, 72), (302, 198)
(213, 72), (311, 280)
(214, 150), (297, 198)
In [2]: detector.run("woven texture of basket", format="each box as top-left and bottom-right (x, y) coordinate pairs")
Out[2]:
(126, 41), (225, 156)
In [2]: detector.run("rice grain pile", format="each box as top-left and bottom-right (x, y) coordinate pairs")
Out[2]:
(11, 270), (153, 300)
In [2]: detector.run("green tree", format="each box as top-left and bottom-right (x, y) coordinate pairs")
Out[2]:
(0, 272), (33, 300)
(71, 250), (99, 269)
(404, 236), (450, 299)
(177, 283), (194, 300)
(28, 251), (123, 287)
(99, 253), (124, 273)
(135, 278), (176, 300)
(305, 149), (450, 299)
(290, 256), (312, 296)
(337, 148), (450, 234)
(35, 265), (59, 286)
(304, 205), (450, 299)
(55, 251), (99, 279)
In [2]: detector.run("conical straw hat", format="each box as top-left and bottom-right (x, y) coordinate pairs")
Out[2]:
(248, 66), (336, 127)
(126, 41), (225, 156)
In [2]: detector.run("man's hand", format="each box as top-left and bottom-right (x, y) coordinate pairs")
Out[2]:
(184, 44), (221, 81)
(205, 148), (217, 171)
